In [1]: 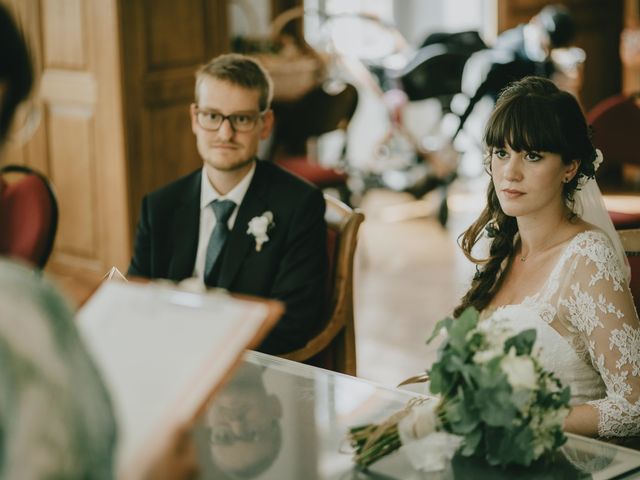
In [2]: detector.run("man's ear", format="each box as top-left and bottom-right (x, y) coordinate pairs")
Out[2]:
(190, 103), (199, 135)
(260, 109), (274, 140)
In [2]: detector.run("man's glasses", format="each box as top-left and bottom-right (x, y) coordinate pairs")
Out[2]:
(209, 419), (278, 446)
(195, 108), (264, 132)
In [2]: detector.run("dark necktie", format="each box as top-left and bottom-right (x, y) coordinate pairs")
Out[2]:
(204, 199), (236, 282)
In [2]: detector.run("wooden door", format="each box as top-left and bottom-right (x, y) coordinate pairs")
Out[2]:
(119, 0), (229, 239)
(3, 0), (131, 276)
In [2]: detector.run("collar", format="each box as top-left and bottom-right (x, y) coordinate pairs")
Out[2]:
(200, 162), (256, 210)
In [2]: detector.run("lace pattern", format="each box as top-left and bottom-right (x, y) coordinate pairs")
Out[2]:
(554, 231), (640, 437)
(490, 231), (640, 437)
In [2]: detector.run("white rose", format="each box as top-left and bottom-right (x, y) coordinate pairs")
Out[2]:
(500, 348), (538, 390)
(473, 347), (503, 364)
(472, 320), (514, 364)
(478, 317), (513, 349)
(539, 407), (569, 431)
(247, 212), (274, 252)
(248, 216), (269, 235)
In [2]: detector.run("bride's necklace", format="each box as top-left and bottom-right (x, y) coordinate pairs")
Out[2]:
(519, 234), (568, 263)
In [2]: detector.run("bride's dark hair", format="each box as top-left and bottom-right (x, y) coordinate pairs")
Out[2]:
(454, 76), (597, 317)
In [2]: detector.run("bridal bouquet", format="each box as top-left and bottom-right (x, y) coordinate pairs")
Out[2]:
(348, 307), (571, 470)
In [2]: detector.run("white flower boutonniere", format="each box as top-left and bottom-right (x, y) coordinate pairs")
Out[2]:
(247, 211), (274, 252)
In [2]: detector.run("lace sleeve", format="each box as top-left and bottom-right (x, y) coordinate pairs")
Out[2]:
(557, 231), (640, 437)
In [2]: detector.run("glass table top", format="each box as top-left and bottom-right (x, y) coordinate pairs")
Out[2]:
(193, 351), (640, 480)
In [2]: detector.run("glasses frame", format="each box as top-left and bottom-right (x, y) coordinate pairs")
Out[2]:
(208, 418), (278, 446)
(193, 106), (266, 133)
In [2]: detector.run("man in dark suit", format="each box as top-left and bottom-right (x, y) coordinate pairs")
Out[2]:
(128, 54), (328, 355)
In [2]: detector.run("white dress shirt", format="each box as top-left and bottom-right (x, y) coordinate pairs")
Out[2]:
(192, 163), (256, 284)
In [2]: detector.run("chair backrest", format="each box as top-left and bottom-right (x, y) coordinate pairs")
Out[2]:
(587, 94), (640, 185)
(618, 228), (640, 311)
(0, 164), (58, 268)
(279, 194), (364, 375)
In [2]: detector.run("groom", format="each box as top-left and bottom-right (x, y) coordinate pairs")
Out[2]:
(128, 54), (328, 355)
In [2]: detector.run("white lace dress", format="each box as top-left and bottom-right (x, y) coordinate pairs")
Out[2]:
(484, 230), (640, 437)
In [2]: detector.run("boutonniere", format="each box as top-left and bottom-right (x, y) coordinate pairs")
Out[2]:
(247, 211), (274, 252)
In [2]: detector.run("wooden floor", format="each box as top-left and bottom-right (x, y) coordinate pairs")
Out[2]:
(353, 178), (486, 386)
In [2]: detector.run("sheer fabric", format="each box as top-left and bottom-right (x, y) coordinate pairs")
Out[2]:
(484, 230), (640, 437)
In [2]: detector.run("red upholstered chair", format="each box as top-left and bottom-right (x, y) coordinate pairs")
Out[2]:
(587, 94), (640, 229)
(270, 83), (358, 203)
(0, 164), (58, 268)
(279, 194), (364, 375)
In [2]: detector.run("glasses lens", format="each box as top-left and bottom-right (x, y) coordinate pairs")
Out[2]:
(229, 114), (257, 132)
(198, 111), (223, 130)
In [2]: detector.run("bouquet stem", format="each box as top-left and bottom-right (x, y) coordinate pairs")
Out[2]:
(348, 397), (430, 467)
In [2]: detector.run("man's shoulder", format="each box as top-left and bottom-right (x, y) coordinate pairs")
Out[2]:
(145, 169), (201, 202)
(256, 160), (321, 197)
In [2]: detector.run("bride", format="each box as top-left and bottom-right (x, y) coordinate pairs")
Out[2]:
(455, 76), (640, 438)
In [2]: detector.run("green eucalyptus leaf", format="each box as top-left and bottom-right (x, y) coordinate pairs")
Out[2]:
(559, 386), (571, 404)
(504, 329), (536, 356)
(445, 387), (480, 434)
(461, 427), (482, 456)
(477, 388), (517, 426)
(427, 316), (453, 344)
(429, 365), (445, 394)
(511, 389), (533, 411)
(448, 314), (478, 355)
(512, 426), (536, 466)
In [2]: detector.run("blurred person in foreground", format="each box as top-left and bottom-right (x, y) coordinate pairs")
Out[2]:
(0, 5), (115, 477)
(0, 5), (196, 478)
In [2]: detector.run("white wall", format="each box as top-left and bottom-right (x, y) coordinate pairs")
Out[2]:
(394, 0), (489, 47)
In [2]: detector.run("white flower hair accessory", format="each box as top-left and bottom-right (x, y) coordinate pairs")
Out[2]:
(593, 148), (604, 171)
(247, 211), (274, 252)
(578, 148), (604, 187)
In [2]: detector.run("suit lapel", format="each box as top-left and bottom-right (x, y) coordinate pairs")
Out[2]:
(168, 171), (201, 280)
(217, 161), (269, 289)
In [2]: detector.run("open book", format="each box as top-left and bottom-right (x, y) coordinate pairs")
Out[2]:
(76, 281), (281, 480)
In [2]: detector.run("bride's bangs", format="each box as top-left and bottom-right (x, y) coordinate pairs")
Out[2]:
(484, 93), (569, 155)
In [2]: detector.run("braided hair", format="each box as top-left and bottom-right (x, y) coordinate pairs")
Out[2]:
(454, 76), (597, 317)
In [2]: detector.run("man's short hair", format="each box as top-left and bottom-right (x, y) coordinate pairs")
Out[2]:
(195, 53), (273, 111)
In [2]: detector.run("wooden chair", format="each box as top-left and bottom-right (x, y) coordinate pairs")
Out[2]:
(279, 194), (364, 375)
(0, 164), (58, 268)
(618, 228), (640, 312)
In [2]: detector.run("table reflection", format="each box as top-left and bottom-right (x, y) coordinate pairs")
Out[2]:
(201, 362), (282, 477)
(194, 352), (640, 479)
